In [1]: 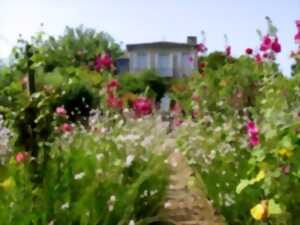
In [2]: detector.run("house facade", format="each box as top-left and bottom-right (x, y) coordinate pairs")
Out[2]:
(126, 36), (198, 77)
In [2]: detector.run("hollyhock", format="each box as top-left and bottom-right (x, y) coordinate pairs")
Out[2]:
(106, 79), (120, 94)
(196, 43), (207, 53)
(247, 121), (260, 146)
(247, 121), (258, 135)
(296, 20), (300, 31)
(106, 95), (123, 110)
(255, 54), (262, 64)
(295, 31), (300, 44)
(199, 62), (206, 70)
(245, 48), (253, 55)
(55, 106), (67, 117)
(249, 134), (260, 146)
(95, 52), (112, 71)
(133, 97), (152, 117)
(16, 152), (29, 162)
(60, 123), (73, 133)
(260, 35), (272, 52)
(225, 46), (231, 56)
(271, 38), (281, 53)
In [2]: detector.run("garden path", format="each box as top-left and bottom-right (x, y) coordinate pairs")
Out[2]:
(158, 150), (226, 225)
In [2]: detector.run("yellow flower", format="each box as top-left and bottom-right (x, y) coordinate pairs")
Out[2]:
(254, 170), (266, 182)
(0, 177), (16, 191)
(278, 148), (293, 158)
(250, 200), (268, 221)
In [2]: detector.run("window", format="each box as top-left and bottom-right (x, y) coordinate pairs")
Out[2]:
(136, 52), (147, 70)
(157, 53), (171, 76)
(182, 53), (194, 76)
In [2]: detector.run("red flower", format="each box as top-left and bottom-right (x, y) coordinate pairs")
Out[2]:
(16, 152), (29, 162)
(133, 97), (152, 117)
(95, 52), (112, 71)
(245, 48), (253, 55)
(106, 95), (123, 110)
(60, 123), (73, 133)
(271, 38), (281, 53)
(106, 79), (120, 94)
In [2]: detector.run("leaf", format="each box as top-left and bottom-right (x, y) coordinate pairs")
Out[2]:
(268, 199), (282, 215)
(236, 179), (251, 194)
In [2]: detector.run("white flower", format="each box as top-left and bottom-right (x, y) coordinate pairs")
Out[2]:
(128, 220), (135, 225)
(125, 154), (135, 167)
(61, 202), (69, 210)
(108, 204), (114, 212)
(74, 172), (85, 180)
(96, 153), (104, 161)
(110, 195), (116, 202)
(164, 201), (172, 208)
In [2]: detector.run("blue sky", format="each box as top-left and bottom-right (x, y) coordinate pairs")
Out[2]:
(0, 0), (299, 74)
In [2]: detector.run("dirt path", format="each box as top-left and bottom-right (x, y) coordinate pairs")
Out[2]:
(158, 151), (226, 225)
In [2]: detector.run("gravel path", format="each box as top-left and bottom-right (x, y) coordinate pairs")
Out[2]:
(158, 151), (227, 225)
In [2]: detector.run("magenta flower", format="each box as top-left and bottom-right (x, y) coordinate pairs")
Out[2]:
(271, 38), (281, 53)
(255, 54), (262, 64)
(196, 43), (208, 53)
(245, 48), (253, 55)
(295, 31), (300, 44)
(95, 52), (113, 71)
(16, 152), (29, 162)
(247, 121), (258, 135)
(55, 106), (67, 117)
(133, 97), (152, 117)
(225, 46), (231, 56)
(260, 35), (272, 52)
(247, 121), (260, 146)
(296, 20), (300, 31)
(249, 134), (260, 146)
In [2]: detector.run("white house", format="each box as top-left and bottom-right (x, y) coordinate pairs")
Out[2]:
(126, 36), (198, 77)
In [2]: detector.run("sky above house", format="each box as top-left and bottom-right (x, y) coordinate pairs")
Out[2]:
(0, 0), (299, 75)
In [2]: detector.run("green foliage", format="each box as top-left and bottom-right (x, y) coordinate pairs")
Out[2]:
(118, 70), (169, 101)
(0, 129), (170, 225)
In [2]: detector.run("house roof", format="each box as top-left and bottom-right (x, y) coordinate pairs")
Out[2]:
(126, 41), (196, 51)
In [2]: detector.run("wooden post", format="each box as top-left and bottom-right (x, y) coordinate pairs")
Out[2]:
(25, 44), (36, 95)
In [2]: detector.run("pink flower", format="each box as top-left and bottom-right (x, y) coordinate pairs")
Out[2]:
(245, 48), (253, 55)
(295, 31), (300, 44)
(249, 134), (260, 146)
(171, 102), (182, 116)
(271, 38), (281, 53)
(225, 46), (231, 56)
(106, 95), (123, 109)
(95, 52), (112, 71)
(60, 123), (73, 133)
(247, 121), (258, 135)
(55, 106), (67, 117)
(16, 152), (29, 162)
(192, 94), (200, 102)
(196, 43), (208, 53)
(133, 97), (152, 117)
(247, 121), (260, 146)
